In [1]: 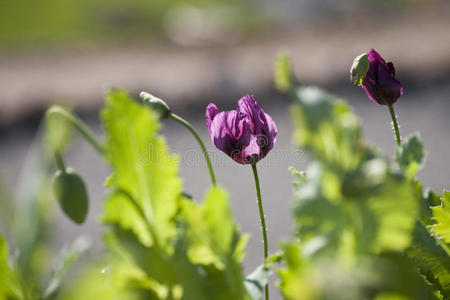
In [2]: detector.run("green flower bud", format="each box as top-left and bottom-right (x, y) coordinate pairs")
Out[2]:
(350, 53), (369, 85)
(52, 168), (89, 224)
(140, 91), (171, 119)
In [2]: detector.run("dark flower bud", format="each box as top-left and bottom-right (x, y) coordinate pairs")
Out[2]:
(140, 91), (171, 118)
(52, 168), (89, 224)
(355, 49), (403, 105)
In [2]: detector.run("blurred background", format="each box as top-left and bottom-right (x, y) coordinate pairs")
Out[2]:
(0, 0), (449, 298)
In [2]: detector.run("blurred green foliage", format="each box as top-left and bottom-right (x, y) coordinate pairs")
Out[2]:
(0, 0), (261, 50)
(274, 54), (450, 300)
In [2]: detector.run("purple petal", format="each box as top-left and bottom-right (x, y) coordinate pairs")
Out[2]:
(233, 134), (261, 164)
(209, 110), (238, 157)
(205, 94), (277, 164)
(362, 62), (402, 105)
(367, 48), (385, 64)
(205, 103), (219, 135)
(386, 62), (396, 76)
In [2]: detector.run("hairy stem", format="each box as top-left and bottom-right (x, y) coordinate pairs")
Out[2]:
(251, 163), (269, 300)
(388, 104), (401, 146)
(169, 113), (216, 187)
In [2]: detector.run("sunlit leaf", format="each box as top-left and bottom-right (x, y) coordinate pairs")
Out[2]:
(101, 90), (182, 248)
(291, 86), (363, 171)
(406, 222), (450, 299)
(0, 236), (24, 299)
(396, 134), (425, 178)
(430, 190), (450, 244)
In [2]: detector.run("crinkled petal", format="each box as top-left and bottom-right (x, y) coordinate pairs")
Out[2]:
(205, 103), (219, 135)
(367, 48), (385, 64)
(260, 112), (277, 156)
(209, 110), (239, 158)
(233, 134), (261, 164)
(237, 95), (260, 133)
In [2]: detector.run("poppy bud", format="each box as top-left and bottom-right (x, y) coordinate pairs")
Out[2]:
(354, 49), (403, 106)
(52, 168), (89, 224)
(140, 91), (171, 118)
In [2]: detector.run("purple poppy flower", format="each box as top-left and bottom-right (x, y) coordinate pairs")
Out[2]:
(361, 49), (403, 105)
(205, 95), (277, 164)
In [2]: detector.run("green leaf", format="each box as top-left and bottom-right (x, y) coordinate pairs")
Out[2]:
(291, 86), (363, 171)
(396, 134), (425, 178)
(101, 90), (182, 248)
(406, 222), (450, 299)
(177, 187), (251, 300)
(274, 53), (294, 93)
(244, 265), (270, 300)
(0, 236), (24, 299)
(293, 162), (417, 256)
(278, 241), (437, 300)
(361, 174), (418, 253)
(60, 258), (162, 300)
(181, 187), (238, 268)
(430, 190), (450, 244)
(414, 181), (441, 226)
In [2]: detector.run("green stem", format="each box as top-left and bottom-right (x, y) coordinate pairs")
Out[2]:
(54, 152), (66, 171)
(169, 113), (216, 187)
(388, 104), (401, 146)
(46, 106), (106, 155)
(251, 163), (269, 300)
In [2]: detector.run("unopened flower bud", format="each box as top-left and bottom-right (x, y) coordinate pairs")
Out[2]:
(140, 91), (171, 118)
(352, 49), (403, 105)
(52, 167), (89, 224)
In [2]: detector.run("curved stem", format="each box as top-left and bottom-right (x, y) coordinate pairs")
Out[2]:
(388, 104), (401, 146)
(46, 106), (106, 155)
(251, 163), (269, 300)
(54, 151), (66, 171)
(169, 113), (216, 187)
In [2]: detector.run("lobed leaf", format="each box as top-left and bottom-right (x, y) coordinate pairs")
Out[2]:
(0, 236), (25, 299)
(396, 134), (425, 178)
(101, 90), (182, 248)
(406, 222), (450, 299)
(430, 190), (450, 244)
(291, 86), (363, 171)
